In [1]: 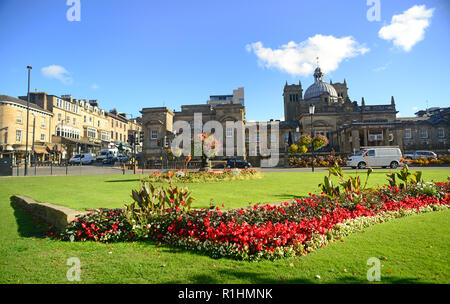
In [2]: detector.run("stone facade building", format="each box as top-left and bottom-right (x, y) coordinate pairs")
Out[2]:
(141, 103), (246, 163)
(0, 91), (142, 163)
(141, 66), (449, 167)
(0, 95), (53, 164)
(283, 66), (400, 154)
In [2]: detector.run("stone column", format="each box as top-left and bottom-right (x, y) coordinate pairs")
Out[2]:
(384, 129), (390, 146)
(364, 128), (368, 147)
(351, 129), (360, 153)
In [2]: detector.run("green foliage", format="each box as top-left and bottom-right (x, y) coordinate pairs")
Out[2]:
(125, 179), (195, 229)
(386, 165), (423, 190)
(319, 162), (372, 200)
(319, 175), (340, 199)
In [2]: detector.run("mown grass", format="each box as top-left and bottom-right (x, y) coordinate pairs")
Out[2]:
(0, 170), (449, 284)
(1, 170), (449, 210)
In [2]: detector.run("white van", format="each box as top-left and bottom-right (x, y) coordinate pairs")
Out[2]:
(69, 153), (95, 165)
(96, 148), (118, 162)
(346, 147), (402, 169)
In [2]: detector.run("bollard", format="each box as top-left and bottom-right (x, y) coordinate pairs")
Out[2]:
(122, 163), (125, 175)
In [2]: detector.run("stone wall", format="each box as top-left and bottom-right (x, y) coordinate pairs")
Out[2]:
(11, 195), (88, 231)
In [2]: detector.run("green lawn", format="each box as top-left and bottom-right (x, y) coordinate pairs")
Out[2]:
(0, 170), (449, 284)
(1, 170), (449, 210)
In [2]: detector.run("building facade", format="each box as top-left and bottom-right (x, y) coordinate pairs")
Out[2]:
(0, 92), (142, 163)
(141, 67), (449, 167)
(141, 103), (246, 163)
(0, 95), (54, 164)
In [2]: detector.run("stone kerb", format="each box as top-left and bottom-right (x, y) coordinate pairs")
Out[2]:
(11, 195), (89, 231)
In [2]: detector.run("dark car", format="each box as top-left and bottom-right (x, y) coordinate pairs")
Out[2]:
(226, 158), (251, 169)
(102, 156), (117, 165)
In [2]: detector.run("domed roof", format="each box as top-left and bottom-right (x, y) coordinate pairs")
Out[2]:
(304, 67), (338, 100)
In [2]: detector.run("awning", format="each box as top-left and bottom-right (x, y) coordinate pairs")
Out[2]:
(34, 147), (48, 154)
(45, 144), (66, 153)
(60, 137), (101, 147)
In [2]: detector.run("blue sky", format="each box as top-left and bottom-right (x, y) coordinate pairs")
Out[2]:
(0, 0), (449, 121)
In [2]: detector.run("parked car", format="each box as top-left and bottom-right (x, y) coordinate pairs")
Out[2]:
(226, 158), (252, 169)
(404, 151), (437, 160)
(117, 154), (129, 163)
(346, 147), (402, 169)
(69, 153), (95, 165)
(96, 148), (118, 162)
(102, 156), (117, 165)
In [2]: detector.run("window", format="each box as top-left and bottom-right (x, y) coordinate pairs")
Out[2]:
(151, 130), (158, 139)
(404, 129), (412, 139)
(116, 132), (118, 140)
(65, 101), (71, 111)
(40, 134), (45, 141)
(111, 120), (114, 128)
(73, 118), (76, 125)
(98, 120), (100, 127)
(58, 113), (62, 122)
(87, 127), (97, 139)
(120, 133), (122, 141)
(420, 129), (428, 139)
(437, 128), (445, 138)
(16, 111), (23, 123)
(55, 99), (63, 108)
(116, 121), (118, 127)
(66, 116), (70, 124)
(226, 127), (233, 138)
(101, 131), (109, 141)
(84, 115), (87, 123)
(89, 117), (92, 123)
(41, 118), (46, 128)
(73, 104), (79, 114)
(16, 130), (22, 142)
(111, 131), (114, 139)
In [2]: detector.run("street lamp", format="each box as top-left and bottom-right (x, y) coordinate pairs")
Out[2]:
(24, 66), (32, 176)
(309, 104), (315, 172)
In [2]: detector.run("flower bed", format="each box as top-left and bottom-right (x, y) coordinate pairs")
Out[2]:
(144, 169), (262, 183)
(403, 155), (450, 166)
(59, 181), (450, 261)
(289, 155), (348, 168)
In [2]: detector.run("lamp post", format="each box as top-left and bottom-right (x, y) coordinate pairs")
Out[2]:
(309, 104), (315, 172)
(24, 66), (32, 176)
(31, 114), (36, 174)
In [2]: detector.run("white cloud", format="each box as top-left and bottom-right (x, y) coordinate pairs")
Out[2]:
(412, 106), (418, 111)
(373, 61), (391, 72)
(91, 83), (100, 89)
(378, 5), (434, 52)
(41, 65), (72, 84)
(246, 34), (369, 76)
(373, 61), (392, 72)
